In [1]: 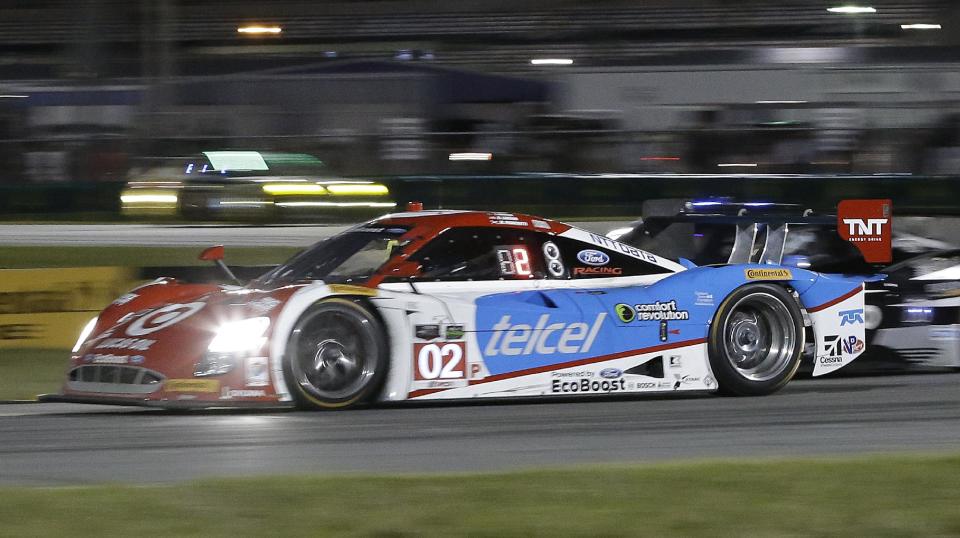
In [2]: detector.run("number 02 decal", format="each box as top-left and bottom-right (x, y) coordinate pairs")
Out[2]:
(414, 342), (467, 380)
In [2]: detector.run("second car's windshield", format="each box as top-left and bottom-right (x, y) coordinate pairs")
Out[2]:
(256, 226), (409, 286)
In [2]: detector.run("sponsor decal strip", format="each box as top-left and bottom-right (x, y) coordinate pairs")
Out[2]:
(806, 285), (863, 313)
(745, 268), (793, 280)
(407, 337), (707, 399)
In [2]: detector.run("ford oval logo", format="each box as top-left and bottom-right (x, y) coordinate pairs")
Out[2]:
(599, 368), (622, 379)
(577, 249), (610, 266)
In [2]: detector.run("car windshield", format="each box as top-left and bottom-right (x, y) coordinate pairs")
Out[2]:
(255, 226), (409, 286)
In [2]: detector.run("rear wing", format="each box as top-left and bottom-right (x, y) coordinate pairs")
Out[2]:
(638, 198), (892, 265)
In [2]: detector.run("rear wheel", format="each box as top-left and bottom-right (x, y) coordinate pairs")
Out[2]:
(708, 284), (804, 396)
(283, 298), (387, 410)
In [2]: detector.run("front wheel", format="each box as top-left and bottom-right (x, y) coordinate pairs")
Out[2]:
(708, 284), (804, 396)
(283, 298), (388, 410)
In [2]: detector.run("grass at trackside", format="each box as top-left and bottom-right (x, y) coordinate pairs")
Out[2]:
(0, 349), (68, 400)
(0, 246), (302, 269)
(0, 454), (958, 536)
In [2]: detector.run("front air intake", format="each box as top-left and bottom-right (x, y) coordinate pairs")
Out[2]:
(66, 365), (165, 395)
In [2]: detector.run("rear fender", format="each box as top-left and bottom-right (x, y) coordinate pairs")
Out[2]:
(657, 265), (872, 376)
(796, 274), (870, 376)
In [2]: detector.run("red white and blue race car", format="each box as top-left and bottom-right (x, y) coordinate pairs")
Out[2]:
(46, 209), (875, 409)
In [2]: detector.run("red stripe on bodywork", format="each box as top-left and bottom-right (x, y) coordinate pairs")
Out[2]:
(407, 337), (708, 399)
(806, 285), (863, 313)
(407, 388), (448, 398)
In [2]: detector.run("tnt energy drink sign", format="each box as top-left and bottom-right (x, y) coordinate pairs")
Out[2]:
(837, 199), (892, 264)
(0, 267), (136, 349)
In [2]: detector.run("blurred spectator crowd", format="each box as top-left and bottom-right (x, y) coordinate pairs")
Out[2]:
(4, 107), (960, 182)
(3, 0), (960, 182)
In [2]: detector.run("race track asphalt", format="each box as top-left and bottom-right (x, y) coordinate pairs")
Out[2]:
(1, 373), (958, 485)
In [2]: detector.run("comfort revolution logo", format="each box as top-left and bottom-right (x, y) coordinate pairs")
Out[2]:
(615, 303), (635, 323)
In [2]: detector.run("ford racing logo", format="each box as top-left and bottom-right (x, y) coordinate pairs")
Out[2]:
(599, 367), (622, 379)
(577, 249), (610, 266)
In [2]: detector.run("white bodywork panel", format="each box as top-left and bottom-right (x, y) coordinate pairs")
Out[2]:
(267, 274), (720, 403)
(809, 285), (867, 377)
(268, 274), (865, 402)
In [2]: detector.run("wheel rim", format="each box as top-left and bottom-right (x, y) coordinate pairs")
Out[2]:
(290, 308), (378, 401)
(721, 292), (797, 382)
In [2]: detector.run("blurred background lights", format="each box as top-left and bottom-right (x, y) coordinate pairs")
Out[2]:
(827, 6), (877, 13)
(449, 152), (493, 161)
(530, 58), (573, 65)
(237, 25), (282, 35)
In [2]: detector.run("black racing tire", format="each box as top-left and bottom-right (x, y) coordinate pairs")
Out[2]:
(282, 298), (388, 410)
(708, 283), (804, 396)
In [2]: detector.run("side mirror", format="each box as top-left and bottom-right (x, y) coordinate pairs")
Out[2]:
(199, 245), (239, 284)
(199, 245), (225, 262)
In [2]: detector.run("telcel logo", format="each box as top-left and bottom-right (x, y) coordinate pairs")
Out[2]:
(842, 218), (888, 240)
(484, 313), (606, 356)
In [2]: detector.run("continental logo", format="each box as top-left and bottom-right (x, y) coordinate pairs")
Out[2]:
(164, 379), (220, 393)
(744, 268), (793, 280)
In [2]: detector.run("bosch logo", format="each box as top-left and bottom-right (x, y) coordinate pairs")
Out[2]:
(599, 368), (622, 379)
(577, 249), (610, 266)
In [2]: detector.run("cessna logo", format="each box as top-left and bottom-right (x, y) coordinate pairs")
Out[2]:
(842, 218), (888, 241)
(484, 313), (605, 356)
(819, 334), (844, 367)
(823, 335), (841, 357)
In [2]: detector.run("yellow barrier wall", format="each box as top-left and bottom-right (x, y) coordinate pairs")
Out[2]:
(0, 267), (137, 349)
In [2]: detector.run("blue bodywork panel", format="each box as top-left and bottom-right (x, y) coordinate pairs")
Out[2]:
(474, 264), (872, 377)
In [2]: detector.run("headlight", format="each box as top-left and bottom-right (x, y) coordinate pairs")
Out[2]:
(72, 317), (98, 353)
(207, 317), (270, 353)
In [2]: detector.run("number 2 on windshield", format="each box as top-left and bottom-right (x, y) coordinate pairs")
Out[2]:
(495, 246), (531, 276)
